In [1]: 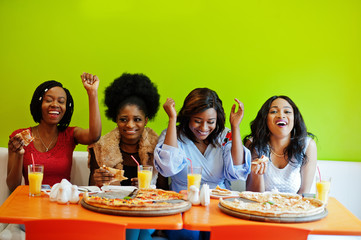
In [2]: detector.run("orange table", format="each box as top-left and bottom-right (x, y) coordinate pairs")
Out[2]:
(183, 198), (361, 236)
(0, 186), (183, 230)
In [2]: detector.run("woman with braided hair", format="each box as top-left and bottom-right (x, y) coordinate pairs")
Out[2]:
(7, 73), (101, 192)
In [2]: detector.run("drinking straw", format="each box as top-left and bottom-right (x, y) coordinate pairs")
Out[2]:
(31, 153), (35, 172)
(130, 155), (140, 171)
(187, 158), (193, 174)
(317, 166), (321, 182)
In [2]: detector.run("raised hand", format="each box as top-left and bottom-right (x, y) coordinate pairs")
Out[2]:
(163, 98), (177, 120)
(81, 72), (99, 93)
(230, 98), (244, 128)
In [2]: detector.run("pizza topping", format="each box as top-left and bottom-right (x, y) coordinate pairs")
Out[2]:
(264, 200), (275, 205)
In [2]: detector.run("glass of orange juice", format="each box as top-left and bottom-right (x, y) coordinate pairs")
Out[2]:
(187, 166), (202, 191)
(316, 175), (331, 205)
(28, 164), (44, 196)
(138, 165), (153, 189)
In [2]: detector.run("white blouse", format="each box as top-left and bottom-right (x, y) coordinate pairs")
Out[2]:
(264, 137), (311, 193)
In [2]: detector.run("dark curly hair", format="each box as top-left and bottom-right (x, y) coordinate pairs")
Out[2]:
(104, 73), (160, 122)
(30, 80), (74, 132)
(177, 88), (225, 146)
(243, 95), (315, 166)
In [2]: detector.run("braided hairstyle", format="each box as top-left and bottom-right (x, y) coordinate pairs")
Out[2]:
(30, 80), (74, 132)
(104, 73), (160, 122)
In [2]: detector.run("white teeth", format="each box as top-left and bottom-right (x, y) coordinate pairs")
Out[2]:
(49, 111), (59, 114)
(197, 131), (209, 135)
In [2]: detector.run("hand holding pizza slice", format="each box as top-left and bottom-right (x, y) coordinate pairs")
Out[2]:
(251, 155), (269, 165)
(251, 155), (269, 175)
(9, 129), (34, 154)
(93, 165), (128, 187)
(101, 165), (128, 182)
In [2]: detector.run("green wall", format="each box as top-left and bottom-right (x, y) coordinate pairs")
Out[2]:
(1, 0), (360, 161)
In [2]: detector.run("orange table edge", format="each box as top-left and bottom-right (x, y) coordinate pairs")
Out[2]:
(182, 198), (361, 236)
(0, 186), (183, 230)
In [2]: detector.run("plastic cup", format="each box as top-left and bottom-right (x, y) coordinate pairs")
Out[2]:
(316, 175), (331, 205)
(138, 165), (153, 189)
(187, 166), (202, 191)
(28, 164), (44, 196)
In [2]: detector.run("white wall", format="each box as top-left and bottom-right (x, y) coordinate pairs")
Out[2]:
(315, 160), (361, 220)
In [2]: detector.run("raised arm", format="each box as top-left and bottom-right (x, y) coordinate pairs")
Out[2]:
(73, 73), (102, 145)
(298, 139), (317, 194)
(163, 98), (178, 148)
(229, 98), (245, 165)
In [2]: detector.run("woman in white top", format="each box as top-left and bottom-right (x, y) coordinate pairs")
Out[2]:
(244, 95), (317, 194)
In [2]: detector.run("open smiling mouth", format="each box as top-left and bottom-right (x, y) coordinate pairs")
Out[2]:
(49, 111), (60, 116)
(124, 130), (137, 134)
(197, 130), (209, 136)
(276, 121), (287, 126)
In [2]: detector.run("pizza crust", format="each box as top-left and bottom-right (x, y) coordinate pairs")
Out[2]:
(251, 155), (269, 165)
(16, 129), (34, 146)
(101, 165), (128, 181)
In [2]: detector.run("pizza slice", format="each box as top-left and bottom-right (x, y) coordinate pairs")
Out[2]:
(211, 185), (232, 196)
(251, 155), (269, 165)
(101, 165), (128, 182)
(16, 129), (34, 146)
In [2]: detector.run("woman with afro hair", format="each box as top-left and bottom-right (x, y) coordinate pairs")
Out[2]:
(243, 95), (317, 194)
(87, 73), (167, 240)
(7, 73), (102, 192)
(88, 73), (167, 189)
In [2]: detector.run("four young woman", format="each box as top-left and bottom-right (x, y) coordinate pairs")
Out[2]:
(7, 74), (317, 194)
(7, 76), (317, 193)
(7, 73), (317, 240)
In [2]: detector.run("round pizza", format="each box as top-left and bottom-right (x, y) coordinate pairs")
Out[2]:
(220, 191), (325, 217)
(83, 188), (189, 211)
